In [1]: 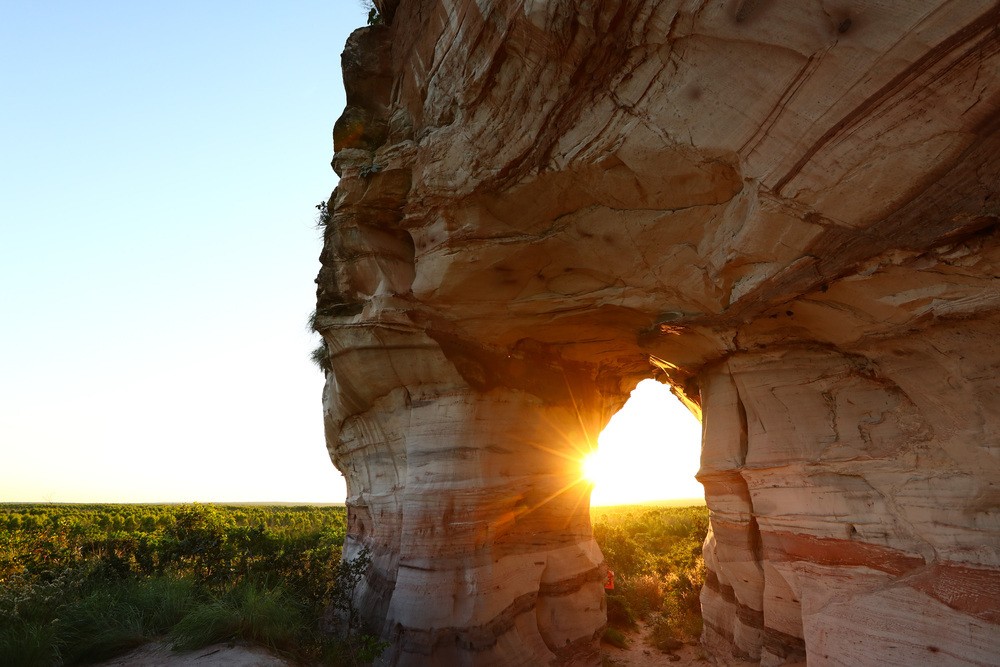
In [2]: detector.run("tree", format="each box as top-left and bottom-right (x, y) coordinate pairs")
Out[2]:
(330, 547), (371, 639)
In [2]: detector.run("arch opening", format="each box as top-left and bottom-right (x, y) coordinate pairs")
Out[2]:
(584, 379), (704, 507)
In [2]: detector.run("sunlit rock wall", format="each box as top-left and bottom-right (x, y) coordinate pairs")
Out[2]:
(321, 323), (612, 665)
(315, 1), (1000, 664)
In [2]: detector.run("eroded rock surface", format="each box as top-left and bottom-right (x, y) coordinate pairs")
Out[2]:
(314, 1), (1000, 664)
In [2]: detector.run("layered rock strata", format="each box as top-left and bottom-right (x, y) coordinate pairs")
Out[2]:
(314, 1), (1000, 664)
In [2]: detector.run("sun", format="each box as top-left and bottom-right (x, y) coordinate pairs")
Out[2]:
(581, 380), (704, 506)
(581, 451), (605, 485)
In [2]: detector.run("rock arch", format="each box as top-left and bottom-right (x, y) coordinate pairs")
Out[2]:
(315, 1), (1000, 664)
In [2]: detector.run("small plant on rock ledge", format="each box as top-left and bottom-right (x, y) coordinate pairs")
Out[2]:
(359, 1), (382, 26)
(311, 343), (332, 375)
(315, 200), (331, 228)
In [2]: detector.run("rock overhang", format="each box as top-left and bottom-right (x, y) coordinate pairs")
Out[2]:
(315, 2), (1000, 664)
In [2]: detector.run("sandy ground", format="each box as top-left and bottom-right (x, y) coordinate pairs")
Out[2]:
(93, 641), (296, 667)
(601, 621), (710, 666)
(95, 628), (710, 666)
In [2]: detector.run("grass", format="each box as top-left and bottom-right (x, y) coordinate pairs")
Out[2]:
(57, 576), (197, 663)
(170, 583), (304, 653)
(0, 620), (58, 667)
(0, 575), (198, 666)
(0, 575), (309, 664)
(169, 601), (241, 651)
(311, 343), (332, 374)
(128, 577), (197, 631)
(315, 200), (331, 227)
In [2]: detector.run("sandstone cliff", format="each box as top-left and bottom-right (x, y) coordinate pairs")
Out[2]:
(314, 1), (1000, 664)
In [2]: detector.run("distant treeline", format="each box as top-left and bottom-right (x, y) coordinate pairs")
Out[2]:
(1, 502), (345, 534)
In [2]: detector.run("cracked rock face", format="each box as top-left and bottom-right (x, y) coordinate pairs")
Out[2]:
(315, 1), (1000, 664)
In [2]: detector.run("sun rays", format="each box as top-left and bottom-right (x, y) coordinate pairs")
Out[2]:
(490, 378), (703, 536)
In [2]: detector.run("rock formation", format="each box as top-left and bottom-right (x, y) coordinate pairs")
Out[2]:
(314, 1), (1000, 664)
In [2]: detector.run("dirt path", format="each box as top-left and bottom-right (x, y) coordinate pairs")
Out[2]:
(601, 622), (709, 666)
(101, 636), (706, 667)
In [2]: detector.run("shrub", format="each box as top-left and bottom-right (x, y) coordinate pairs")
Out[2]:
(322, 633), (389, 666)
(601, 627), (629, 649)
(169, 505), (230, 589)
(659, 567), (704, 641)
(622, 573), (665, 619)
(646, 564), (705, 652)
(604, 594), (636, 629)
(328, 548), (369, 635)
(649, 614), (685, 652)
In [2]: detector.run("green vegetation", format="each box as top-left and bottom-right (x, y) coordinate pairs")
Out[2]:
(591, 504), (709, 653)
(0, 503), (385, 666)
(601, 626), (630, 649)
(1, 502), (708, 663)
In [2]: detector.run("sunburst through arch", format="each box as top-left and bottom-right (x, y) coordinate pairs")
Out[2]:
(582, 379), (704, 507)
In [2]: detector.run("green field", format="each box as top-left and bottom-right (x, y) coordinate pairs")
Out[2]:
(1, 502), (708, 664)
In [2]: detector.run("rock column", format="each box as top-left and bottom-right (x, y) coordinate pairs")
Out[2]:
(321, 324), (609, 665)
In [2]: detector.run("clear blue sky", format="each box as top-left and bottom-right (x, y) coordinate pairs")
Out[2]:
(0, 2), (704, 506)
(0, 2), (370, 502)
